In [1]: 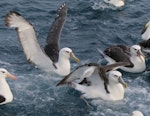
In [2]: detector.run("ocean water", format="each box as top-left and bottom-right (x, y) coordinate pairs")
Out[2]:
(0, 0), (150, 116)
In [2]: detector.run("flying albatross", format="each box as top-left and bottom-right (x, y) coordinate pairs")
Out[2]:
(139, 20), (150, 53)
(0, 68), (17, 105)
(103, 0), (125, 7)
(98, 44), (146, 73)
(5, 3), (80, 76)
(57, 62), (128, 101)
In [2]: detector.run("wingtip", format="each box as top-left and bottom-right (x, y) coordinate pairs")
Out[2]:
(5, 11), (21, 27)
(56, 80), (66, 86)
(56, 82), (62, 86)
(56, 2), (68, 18)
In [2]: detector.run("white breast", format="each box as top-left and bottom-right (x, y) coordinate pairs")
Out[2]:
(0, 78), (13, 105)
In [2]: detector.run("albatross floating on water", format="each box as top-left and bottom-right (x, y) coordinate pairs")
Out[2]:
(103, 0), (125, 7)
(0, 68), (17, 105)
(57, 62), (128, 101)
(98, 44), (146, 73)
(5, 3), (80, 76)
(132, 111), (144, 116)
(139, 20), (150, 53)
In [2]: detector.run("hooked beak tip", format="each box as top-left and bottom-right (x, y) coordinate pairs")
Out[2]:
(70, 52), (80, 63)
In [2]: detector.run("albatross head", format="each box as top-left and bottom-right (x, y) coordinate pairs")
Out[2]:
(0, 68), (17, 80)
(59, 47), (80, 63)
(108, 70), (127, 88)
(130, 45), (145, 62)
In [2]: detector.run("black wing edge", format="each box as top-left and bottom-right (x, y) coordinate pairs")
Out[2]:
(44, 2), (68, 63)
(5, 11), (21, 27)
(102, 62), (130, 72)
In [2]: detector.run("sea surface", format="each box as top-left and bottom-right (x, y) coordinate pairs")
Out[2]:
(0, 0), (150, 116)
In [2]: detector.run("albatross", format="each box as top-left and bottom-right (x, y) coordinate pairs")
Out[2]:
(139, 20), (150, 53)
(57, 62), (128, 101)
(98, 44), (146, 73)
(132, 111), (144, 116)
(0, 68), (17, 105)
(5, 3), (80, 76)
(103, 0), (125, 7)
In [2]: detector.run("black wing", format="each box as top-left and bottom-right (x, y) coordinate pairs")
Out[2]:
(104, 45), (133, 67)
(0, 95), (6, 103)
(139, 39), (150, 49)
(44, 3), (68, 63)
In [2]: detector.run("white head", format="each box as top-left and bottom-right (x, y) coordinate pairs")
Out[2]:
(132, 111), (144, 116)
(59, 47), (80, 62)
(108, 70), (127, 88)
(0, 68), (17, 80)
(130, 45), (145, 62)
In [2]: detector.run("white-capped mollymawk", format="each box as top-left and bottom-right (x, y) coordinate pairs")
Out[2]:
(103, 0), (125, 7)
(0, 68), (17, 105)
(98, 44), (146, 73)
(57, 62), (128, 101)
(139, 20), (150, 53)
(5, 3), (80, 76)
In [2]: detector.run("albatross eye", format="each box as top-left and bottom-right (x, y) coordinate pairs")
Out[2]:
(114, 74), (118, 77)
(1, 71), (6, 74)
(66, 51), (70, 53)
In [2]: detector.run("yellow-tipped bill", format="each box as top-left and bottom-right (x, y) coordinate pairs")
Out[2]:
(70, 52), (80, 63)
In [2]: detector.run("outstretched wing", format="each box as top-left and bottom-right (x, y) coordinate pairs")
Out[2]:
(56, 63), (97, 86)
(5, 11), (53, 72)
(44, 3), (67, 63)
(102, 62), (130, 72)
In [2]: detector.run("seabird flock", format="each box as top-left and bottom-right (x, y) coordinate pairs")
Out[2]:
(0, 1), (148, 115)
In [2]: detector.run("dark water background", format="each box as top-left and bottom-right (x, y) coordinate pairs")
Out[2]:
(0, 0), (150, 116)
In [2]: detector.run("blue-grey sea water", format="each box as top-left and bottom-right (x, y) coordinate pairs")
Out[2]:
(0, 0), (150, 116)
